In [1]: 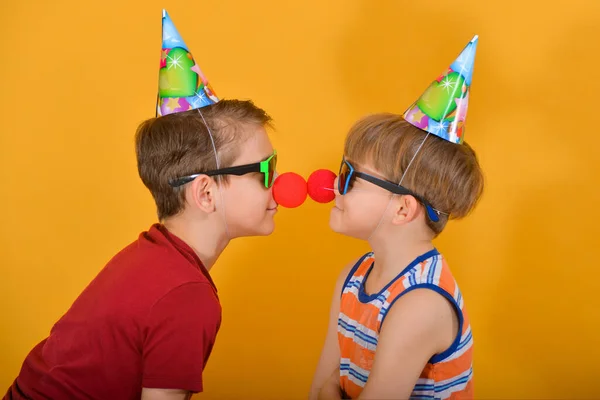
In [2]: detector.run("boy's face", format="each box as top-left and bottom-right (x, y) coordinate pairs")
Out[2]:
(220, 124), (278, 238)
(329, 160), (394, 240)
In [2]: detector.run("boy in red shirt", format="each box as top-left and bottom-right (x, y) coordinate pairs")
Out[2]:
(4, 10), (278, 400)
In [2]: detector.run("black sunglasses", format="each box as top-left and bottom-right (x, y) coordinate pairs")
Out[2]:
(169, 151), (277, 189)
(338, 158), (441, 222)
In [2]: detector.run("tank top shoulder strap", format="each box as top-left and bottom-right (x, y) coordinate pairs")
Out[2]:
(340, 252), (374, 297)
(376, 250), (455, 329)
(383, 250), (442, 297)
(384, 252), (459, 302)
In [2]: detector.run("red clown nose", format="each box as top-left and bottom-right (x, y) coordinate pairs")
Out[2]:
(272, 172), (307, 208)
(307, 169), (337, 203)
(272, 169), (337, 208)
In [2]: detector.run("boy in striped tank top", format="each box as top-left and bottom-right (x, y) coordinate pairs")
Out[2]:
(310, 36), (483, 400)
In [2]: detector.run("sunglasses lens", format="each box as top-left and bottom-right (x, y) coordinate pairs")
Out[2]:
(338, 161), (353, 194)
(267, 153), (277, 188)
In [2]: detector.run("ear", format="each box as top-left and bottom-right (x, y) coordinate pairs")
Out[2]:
(390, 195), (422, 225)
(187, 175), (217, 213)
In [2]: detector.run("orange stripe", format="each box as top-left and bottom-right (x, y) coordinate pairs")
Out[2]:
(385, 268), (413, 296)
(461, 314), (471, 335)
(447, 378), (473, 399)
(356, 256), (374, 274)
(429, 346), (473, 381)
(340, 295), (380, 332)
(338, 334), (376, 366)
(437, 267), (457, 297)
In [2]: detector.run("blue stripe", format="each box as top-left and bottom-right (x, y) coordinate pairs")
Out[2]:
(411, 374), (475, 397)
(348, 369), (368, 384)
(338, 318), (355, 333)
(456, 290), (462, 306)
(354, 329), (378, 345)
(378, 303), (388, 321)
(348, 279), (361, 289)
(338, 320), (378, 346)
(340, 363), (368, 383)
(456, 330), (473, 351)
(427, 255), (437, 284)
(433, 371), (472, 392)
(338, 318), (378, 345)
(413, 384), (435, 390)
(412, 268), (419, 285)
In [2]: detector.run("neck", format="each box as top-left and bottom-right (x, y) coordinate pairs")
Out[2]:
(162, 212), (230, 270)
(368, 227), (434, 280)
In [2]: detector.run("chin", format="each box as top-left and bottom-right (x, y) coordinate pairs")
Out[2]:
(329, 218), (344, 235)
(329, 209), (343, 233)
(245, 219), (275, 237)
(329, 217), (365, 240)
(259, 220), (275, 236)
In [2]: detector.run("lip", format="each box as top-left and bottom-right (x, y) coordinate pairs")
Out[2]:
(267, 207), (278, 211)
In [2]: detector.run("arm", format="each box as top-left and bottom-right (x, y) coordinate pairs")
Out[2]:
(317, 367), (343, 400)
(309, 259), (358, 400)
(141, 389), (192, 400)
(142, 283), (221, 395)
(357, 289), (459, 400)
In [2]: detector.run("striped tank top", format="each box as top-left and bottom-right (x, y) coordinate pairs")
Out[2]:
(337, 249), (473, 399)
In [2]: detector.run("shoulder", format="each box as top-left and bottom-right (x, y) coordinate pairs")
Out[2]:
(119, 225), (211, 285)
(381, 288), (457, 355)
(387, 289), (455, 323)
(97, 231), (215, 313)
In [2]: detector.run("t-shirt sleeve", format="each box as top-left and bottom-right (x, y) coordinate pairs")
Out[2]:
(142, 282), (221, 392)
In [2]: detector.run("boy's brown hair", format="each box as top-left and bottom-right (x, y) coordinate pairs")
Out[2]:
(135, 99), (272, 221)
(344, 113), (484, 236)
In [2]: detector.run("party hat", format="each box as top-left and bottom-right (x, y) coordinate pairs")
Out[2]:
(156, 9), (219, 117)
(403, 35), (478, 144)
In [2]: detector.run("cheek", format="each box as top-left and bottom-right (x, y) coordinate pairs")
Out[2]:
(224, 179), (270, 218)
(362, 195), (393, 222)
(339, 194), (390, 230)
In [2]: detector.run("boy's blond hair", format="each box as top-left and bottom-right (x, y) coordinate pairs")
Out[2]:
(345, 113), (484, 235)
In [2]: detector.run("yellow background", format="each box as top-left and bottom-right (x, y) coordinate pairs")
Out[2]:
(1, 0), (600, 398)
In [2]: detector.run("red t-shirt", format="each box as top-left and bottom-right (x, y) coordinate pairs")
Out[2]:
(4, 224), (221, 399)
